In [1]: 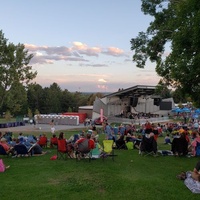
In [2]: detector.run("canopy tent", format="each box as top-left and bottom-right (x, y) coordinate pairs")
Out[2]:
(181, 107), (191, 113)
(171, 107), (191, 113)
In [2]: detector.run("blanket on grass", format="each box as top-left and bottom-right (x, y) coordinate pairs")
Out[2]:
(184, 171), (200, 193)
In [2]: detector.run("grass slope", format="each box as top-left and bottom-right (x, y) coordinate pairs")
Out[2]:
(0, 131), (200, 200)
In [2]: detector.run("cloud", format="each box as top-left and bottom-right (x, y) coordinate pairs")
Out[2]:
(79, 63), (108, 67)
(98, 79), (107, 83)
(25, 42), (129, 65)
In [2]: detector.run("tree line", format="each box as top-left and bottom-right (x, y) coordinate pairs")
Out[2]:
(1, 81), (104, 118)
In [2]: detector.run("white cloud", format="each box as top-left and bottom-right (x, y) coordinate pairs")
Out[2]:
(98, 78), (107, 83)
(25, 42), (129, 65)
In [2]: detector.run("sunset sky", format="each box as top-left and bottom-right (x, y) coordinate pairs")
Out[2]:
(0, 0), (162, 92)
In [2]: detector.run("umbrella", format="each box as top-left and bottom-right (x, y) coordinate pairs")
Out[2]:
(193, 114), (199, 119)
(171, 108), (182, 113)
(181, 107), (191, 113)
(195, 108), (200, 113)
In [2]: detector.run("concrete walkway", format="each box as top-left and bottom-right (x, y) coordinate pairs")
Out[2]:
(0, 123), (86, 133)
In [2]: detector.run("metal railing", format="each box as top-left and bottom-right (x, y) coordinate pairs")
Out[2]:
(107, 116), (169, 125)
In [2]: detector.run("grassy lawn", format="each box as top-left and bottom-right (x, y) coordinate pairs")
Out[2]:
(1, 130), (200, 200)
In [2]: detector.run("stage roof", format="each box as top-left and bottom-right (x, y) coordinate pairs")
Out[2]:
(104, 85), (156, 98)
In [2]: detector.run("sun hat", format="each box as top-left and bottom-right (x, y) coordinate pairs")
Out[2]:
(0, 138), (7, 142)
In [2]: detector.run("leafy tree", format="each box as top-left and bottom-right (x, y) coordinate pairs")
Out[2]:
(155, 79), (171, 99)
(6, 81), (28, 116)
(87, 93), (104, 105)
(4, 110), (11, 121)
(0, 30), (37, 112)
(67, 107), (72, 112)
(27, 83), (43, 114)
(28, 108), (33, 119)
(46, 82), (62, 113)
(130, 0), (200, 105)
(171, 86), (188, 104)
(60, 89), (73, 113)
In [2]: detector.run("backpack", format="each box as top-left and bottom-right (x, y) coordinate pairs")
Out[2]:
(0, 159), (5, 172)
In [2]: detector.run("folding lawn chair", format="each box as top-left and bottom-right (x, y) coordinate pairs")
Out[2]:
(91, 143), (102, 159)
(75, 139), (92, 162)
(57, 139), (72, 160)
(139, 135), (157, 157)
(116, 136), (127, 150)
(50, 136), (58, 148)
(102, 140), (115, 161)
(0, 145), (10, 157)
(126, 141), (134, 150)
(37, 135), (48, 148)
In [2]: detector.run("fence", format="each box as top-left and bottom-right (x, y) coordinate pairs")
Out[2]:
(107, 116), (169, 125)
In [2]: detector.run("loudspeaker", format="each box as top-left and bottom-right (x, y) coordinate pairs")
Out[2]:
(130, 97), (138, 107)
(154, 98), (161, 106)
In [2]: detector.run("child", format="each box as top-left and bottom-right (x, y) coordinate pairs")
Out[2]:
(164, 134), (171, 144)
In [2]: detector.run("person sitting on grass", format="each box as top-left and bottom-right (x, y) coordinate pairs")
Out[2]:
(177, 161), (200, 193)
(115, 135), (127, 149)
(50, 134), (58, 148)
(37, 133), (48, 148)
(171, 132), (189, 156)
(164, 134), (171, 144)
(74, 133), (95, 159)
(0, 138), (15, 156)
(58, 132), (74, 158)
(15, 138), (47, 156)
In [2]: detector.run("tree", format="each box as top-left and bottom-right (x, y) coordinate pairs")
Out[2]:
(87, 93), (104, 105)
(6, 81), (28, 116)
(0, 30), (37, 112)
(130, 0), (200, 105)
(155, 79), (171, 99)
(27, 83), (44, 114)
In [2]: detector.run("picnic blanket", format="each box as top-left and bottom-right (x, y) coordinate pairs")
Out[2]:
(184, 171), (200, 193)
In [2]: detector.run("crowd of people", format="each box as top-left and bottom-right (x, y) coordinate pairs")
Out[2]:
(0, 131), (47, 157)
(1, 118), (200, 191)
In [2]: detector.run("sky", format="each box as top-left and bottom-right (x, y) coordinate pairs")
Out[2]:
(0, 0), (161, 93)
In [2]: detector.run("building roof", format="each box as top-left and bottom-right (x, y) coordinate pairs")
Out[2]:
(103, 85), (156, 98)
(78, 106), (93, 110)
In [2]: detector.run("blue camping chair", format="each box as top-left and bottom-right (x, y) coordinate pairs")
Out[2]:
(14, 144), (32, 157)
(0, 145), (9, 157)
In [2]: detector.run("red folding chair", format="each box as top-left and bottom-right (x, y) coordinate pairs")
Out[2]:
(57, 139), (73, 160)
(37, 136), (48, 148)
(50, 137), (58, 148)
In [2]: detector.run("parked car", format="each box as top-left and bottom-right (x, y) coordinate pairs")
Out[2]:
(93, 116), (107, 125)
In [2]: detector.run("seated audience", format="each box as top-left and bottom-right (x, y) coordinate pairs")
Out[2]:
(0, 138), (15, 155)
(37, 133), (48, 147)
(139, 132), (157, 154)
(50, 134), (58, 148)
(177, 161), (200, 193)
(16, 138), (46, 155)
(171, 132), (189, 156)
(164, 134), (172, 144)
(58, 132), (74, 158)
(75, 134), (95, 159)
(115, 135), (127, 149)
(133, 135), (142, 150)
(18, 132), (25, 142)
(190, 132), (200, 156)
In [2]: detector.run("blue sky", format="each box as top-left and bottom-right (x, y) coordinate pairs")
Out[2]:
(0, 0), (161, 92)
